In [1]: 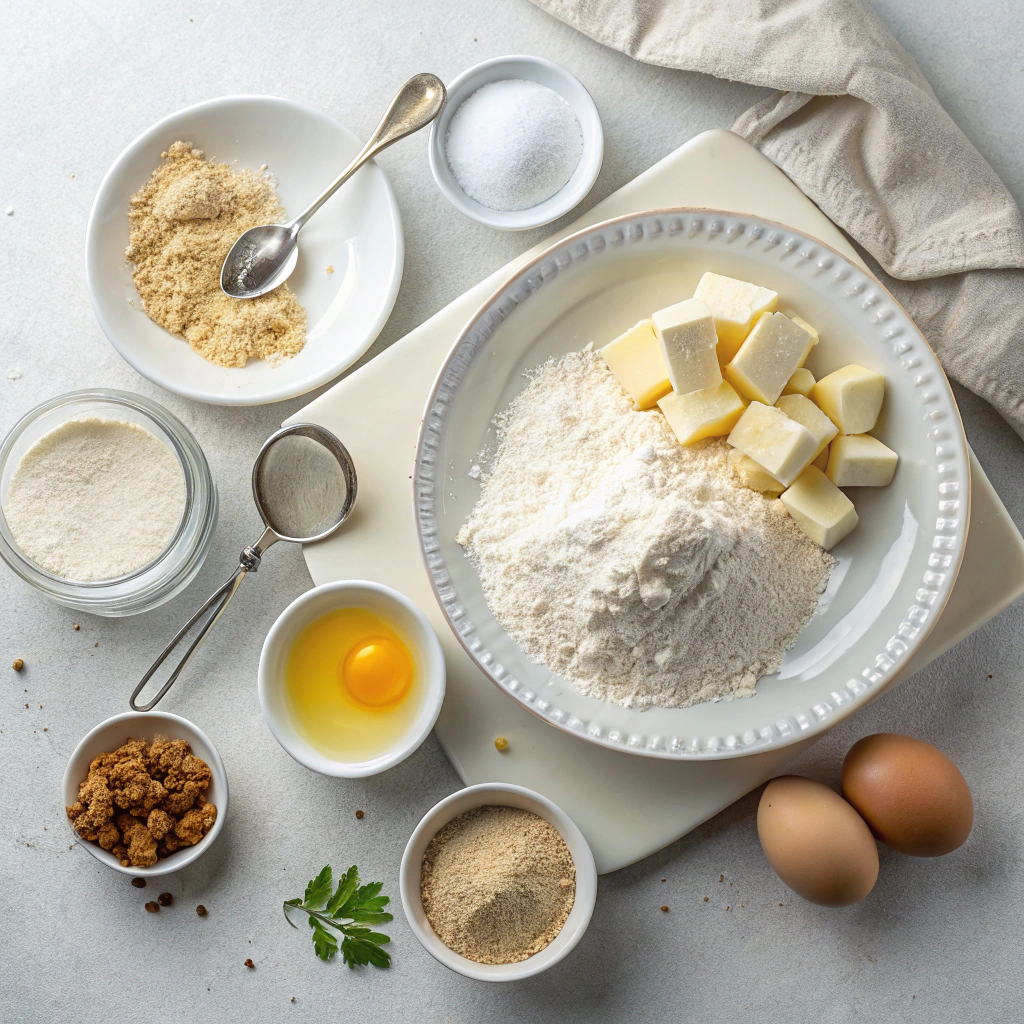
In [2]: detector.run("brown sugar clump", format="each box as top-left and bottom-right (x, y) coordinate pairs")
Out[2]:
(125, 142), (306, 368)
(419, 806), (575, 965)
(66, 737), (217, 868)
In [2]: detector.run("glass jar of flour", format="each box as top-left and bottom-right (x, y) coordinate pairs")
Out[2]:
(0, 389), (217, 615)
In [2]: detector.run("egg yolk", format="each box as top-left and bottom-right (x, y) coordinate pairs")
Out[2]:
(340, 636), (413, 707)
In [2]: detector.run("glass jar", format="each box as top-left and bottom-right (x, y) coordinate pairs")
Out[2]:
(0, 389), (217, 616)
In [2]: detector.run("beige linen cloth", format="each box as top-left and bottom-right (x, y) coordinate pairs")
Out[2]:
(530, 0), (1024, 437)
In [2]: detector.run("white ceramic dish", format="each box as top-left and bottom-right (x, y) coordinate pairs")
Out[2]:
(399, 783), (597, 981)
(63, 711), (227, 877)
(258, 580), (446, 777)
(414, 208), (970, 760)
(428, 56), (603, 231)
(86, 95), (403, 406)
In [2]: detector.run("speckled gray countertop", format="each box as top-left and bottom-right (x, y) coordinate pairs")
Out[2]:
(2, 2), (1022, 1021)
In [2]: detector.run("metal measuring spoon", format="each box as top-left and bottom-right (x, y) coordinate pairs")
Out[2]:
(130, 424), (357, 711)
(220, 73), (446, 299)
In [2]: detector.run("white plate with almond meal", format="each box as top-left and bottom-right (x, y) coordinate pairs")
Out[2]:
(86, 95), (403, 406)
(415, 209), (970, 759)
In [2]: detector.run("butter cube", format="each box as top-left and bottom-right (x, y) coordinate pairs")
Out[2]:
(728, 448), (784, 496)
(694, 272), (778, 364)
(601, 319), (672, 409)
(776, 393), (838, 461)
(652, 298), (722, 395)
(724, 312), (815, 407)
(782, 367), (816, 397)
(812, 365), (885, 434)
(784, 313), (820, 361)
(727, 401), (819, 487)
(826, 434), (898, 487)
(781, 466), (859, 550)
(812, 445), (830, 472)
(658, 380), (745, 446)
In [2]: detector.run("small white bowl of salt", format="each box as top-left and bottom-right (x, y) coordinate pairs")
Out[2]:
(429, 55), (603, 231)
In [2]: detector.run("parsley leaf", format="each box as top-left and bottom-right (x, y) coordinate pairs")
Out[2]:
(285, 864), (393, 968)
(310, 917), (340, 961)
(303, 865), (334, 908)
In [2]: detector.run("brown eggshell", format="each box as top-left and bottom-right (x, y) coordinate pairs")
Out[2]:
(757, 776), (879, 907)
(842, 733), (973, 856)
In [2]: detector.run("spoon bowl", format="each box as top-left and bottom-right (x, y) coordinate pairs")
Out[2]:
(221, 224), (299, 298)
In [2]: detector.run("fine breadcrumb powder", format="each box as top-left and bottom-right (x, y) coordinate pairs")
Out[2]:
(456, 349), (835, 710)
(125, 141), (306, 368)
(420, 806), (575, 965)
(3, 418), (185, 582)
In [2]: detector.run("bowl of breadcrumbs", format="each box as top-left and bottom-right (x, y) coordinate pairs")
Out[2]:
(63, 711), (228, 877)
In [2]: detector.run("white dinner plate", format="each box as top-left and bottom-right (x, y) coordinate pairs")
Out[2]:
(414, 209), (970, 759)
(86, 95), (403, 405)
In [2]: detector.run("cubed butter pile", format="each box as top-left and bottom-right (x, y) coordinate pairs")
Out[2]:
(599, 271), (899, 551)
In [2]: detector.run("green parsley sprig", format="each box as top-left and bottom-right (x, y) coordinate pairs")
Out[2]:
(284, 865), (393, 967)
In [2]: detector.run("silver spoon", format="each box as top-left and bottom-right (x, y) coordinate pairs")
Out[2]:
(130, 424), (357, 711)
(221, 73), (446, 299)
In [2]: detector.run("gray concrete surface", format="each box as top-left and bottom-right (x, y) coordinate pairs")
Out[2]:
(1, 1), (1022, 1021)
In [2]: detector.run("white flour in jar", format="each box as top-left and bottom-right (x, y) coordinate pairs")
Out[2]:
(456, 349), (834, 709)
(3, 418), (186, 582)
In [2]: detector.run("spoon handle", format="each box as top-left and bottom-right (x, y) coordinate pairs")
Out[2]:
(291, 72), (446, 233)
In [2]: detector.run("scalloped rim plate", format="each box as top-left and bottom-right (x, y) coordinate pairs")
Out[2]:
(414, 209), (969, 759)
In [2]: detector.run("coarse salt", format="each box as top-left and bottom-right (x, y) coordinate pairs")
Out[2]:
(445, 79), (583, 213)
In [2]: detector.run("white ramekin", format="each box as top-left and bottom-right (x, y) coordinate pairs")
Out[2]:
(399, 783), (598, 981)
(63, 711), (228, 878)
(258, 580), (446, 778)
(428, 55), (604, 231)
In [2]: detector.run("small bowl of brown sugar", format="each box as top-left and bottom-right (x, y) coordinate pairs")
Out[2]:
(62, 711), (227, 877)
(400, 783), (597, 981)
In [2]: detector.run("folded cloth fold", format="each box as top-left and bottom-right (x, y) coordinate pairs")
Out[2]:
(528, 0), (1024, 436)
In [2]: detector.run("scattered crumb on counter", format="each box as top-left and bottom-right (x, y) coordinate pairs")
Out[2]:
(355, 810), (364, 819)
(132, 878), (146, 888)
(244, 959), (255, 969)
(12, 659), (23, 671)
(197, 905), (208, 917)
(145, 901), (159, 913)
(158, 892), (173, 906)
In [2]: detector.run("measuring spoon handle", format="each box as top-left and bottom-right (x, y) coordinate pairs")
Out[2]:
(129, 530), (277, 711)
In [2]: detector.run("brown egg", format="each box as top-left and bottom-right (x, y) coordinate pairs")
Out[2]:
(757, 776), (879, 907)
(842, 733), (973, 856)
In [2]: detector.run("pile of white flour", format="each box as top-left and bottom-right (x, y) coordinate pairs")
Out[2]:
(456, 350), (834, 709)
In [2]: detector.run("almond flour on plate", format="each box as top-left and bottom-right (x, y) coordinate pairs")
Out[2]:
(456, 348), (834, 710)
(125, 141), (306, 368)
